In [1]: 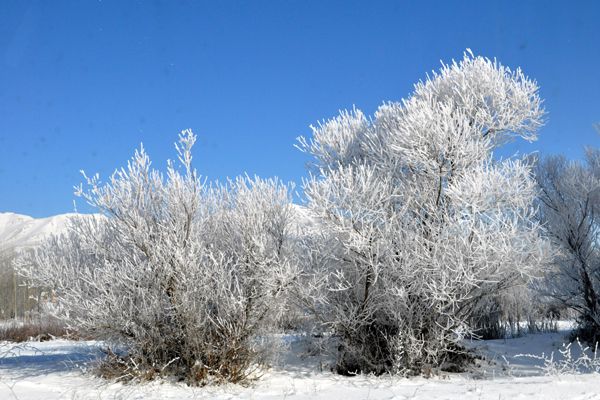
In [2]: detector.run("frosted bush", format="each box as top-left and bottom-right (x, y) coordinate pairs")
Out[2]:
(18, 130), (299, 384)
(535, 147), (600, 343)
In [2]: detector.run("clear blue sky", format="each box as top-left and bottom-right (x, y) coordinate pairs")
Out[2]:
(1, 0), (599, 217)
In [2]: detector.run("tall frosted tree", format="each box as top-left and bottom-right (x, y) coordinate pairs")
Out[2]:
(297, 51), (551, 375)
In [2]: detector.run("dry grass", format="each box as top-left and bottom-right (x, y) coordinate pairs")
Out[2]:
(0, 317), (73, 342)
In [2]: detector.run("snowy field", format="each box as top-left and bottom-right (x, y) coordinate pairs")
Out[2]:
(2, 322), (600, 400)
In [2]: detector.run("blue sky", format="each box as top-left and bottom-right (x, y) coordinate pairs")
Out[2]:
(1, 0), (599, 217)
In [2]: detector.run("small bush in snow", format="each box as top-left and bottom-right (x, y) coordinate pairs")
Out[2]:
(18, 131), (298, 385)
(516, 338), (600, 376)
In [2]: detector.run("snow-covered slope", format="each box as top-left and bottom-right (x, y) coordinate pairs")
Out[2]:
(0, 212), (80, 253)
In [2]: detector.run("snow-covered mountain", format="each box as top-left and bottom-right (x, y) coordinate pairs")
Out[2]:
(0, 212), (80, 253)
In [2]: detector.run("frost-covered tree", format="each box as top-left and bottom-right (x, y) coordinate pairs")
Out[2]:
(297, 51), (550, 375)
(536, 147), (600, 343)
(18, 130), (298, 384)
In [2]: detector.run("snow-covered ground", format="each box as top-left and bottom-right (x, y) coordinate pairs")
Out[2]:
(1, 323), (600, 400)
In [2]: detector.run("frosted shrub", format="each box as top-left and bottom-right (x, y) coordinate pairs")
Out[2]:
(18, 131), (298, 384)
(296, 51), (551, 375)
(535, 148), (600, 344)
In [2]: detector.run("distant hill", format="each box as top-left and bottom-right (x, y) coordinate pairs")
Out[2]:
(0, 213), (82, 254)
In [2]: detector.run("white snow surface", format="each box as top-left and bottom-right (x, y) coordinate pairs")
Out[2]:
(1, 323), (600, 400)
